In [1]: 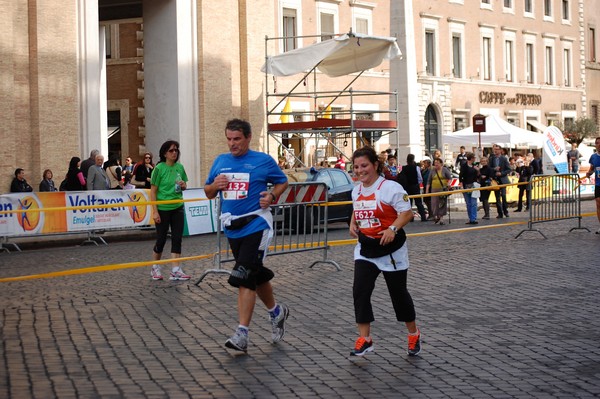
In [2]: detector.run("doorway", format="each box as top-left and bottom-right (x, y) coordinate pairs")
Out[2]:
(424, 104), (439, 153)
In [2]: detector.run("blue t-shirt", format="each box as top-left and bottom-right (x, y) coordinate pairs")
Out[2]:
(206, 150), (287, 238)
(589, 153), (600, 186)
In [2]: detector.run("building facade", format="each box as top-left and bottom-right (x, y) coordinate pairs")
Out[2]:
(1, 0), (598, 191)
(585, 0), (600, 135)
(391, 0), (595, 162)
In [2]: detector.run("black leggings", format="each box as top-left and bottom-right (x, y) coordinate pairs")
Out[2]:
(153, 206), (184, 255)
(353, 260), (416, 324)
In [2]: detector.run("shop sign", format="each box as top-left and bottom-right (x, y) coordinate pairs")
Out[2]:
(479, 91), (542, 106)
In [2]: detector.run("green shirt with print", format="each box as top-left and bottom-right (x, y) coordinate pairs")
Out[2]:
(151, 162), (188, 210)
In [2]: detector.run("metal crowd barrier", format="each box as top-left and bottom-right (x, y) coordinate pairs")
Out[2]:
(515, 173), (589, 238)
(195, 182), (341, 285)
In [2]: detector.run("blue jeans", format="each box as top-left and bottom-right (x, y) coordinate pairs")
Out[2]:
(463, 192), (478, 222)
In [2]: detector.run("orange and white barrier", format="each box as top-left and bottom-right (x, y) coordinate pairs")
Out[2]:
(276, 183), (327, 204)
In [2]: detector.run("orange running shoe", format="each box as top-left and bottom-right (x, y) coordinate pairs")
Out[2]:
(407, 330), (421, 356)
(350, 337), (374, 356)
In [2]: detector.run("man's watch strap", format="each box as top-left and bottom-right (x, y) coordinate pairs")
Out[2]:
(388, 225), (398, 233)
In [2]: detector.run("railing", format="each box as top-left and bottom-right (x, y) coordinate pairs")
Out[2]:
(515, 173), (589, 238)
(195, 182), (341, 285)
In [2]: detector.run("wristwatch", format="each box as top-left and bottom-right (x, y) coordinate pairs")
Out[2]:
(388, 225), (398, 234)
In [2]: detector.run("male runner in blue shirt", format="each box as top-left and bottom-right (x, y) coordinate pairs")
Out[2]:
(585, 137), (600, 234)
(204, 118), (290, 352)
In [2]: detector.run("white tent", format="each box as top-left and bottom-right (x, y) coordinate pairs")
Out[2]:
(443, 114), (545, 149)
(261, 33), (402, 77)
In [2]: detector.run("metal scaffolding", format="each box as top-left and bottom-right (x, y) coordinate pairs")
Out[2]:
(264, 33), (400, 168)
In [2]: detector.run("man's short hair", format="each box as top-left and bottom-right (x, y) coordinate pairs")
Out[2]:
(226, 119), (252, 138)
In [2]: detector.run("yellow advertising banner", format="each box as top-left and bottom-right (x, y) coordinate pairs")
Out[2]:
(0, 190), (153, 237)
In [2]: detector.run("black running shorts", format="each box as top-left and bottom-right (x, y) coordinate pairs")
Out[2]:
(227, 229), (274, 290)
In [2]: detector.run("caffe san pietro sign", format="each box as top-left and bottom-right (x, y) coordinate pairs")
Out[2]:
(479, 91), (542, 106)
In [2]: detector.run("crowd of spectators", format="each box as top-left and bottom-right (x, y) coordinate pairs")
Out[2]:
(7, 150), (153, 193)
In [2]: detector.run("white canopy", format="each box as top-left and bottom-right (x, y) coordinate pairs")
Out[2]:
(261, 33), (402, 77)
(443, 114), (545, 149)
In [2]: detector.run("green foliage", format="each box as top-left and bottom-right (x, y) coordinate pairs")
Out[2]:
(562, 117), (598, 145)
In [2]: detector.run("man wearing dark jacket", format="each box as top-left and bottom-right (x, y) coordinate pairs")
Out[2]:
(10, 168), (33, 193)
(80, 149), (99, 189)
(489, 144), (511, 218)
(399, 154), (427, 221)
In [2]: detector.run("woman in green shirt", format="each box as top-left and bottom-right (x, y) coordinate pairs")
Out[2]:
(149, 140), (190, 281)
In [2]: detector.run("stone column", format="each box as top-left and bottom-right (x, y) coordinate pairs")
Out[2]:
(143, 0), (200, 186)
(77, 0), (108, 158)
(390, 0), (422, 160)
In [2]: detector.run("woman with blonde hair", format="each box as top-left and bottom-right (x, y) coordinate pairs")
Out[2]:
(425, 157), (452, 225)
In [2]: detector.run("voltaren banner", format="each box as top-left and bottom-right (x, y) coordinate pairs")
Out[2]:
(0, 189), (220, 239)
(65, 190), (152, 231)
(0, 190), (152, 237)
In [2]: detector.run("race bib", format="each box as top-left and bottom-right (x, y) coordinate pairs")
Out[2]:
(222, 173), (250, 200)
(353, 199), (381, 229)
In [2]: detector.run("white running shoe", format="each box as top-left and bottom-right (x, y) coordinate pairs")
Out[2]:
(225, 329), (248, 352)
(270, 304), (290, 343)
(151, 265), (163, 281)
(169, 269), (191, 281)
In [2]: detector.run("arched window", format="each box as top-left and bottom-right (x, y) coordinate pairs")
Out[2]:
(424, 105), (439, 154)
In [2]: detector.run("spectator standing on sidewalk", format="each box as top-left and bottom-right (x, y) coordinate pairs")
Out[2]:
(86, 154), (110, 191)
(455, 146), (467, 171)
(122, 156), (135, 174)
(348, 146), (421, 357)
(420, 157), (434, 219)
(530, 151), (543, 175)
(39, 169), (57, 192)
(399, 154), (427, 222)
(80, 149), (99, 188)
(489, 144), (511, 218)
(459, 153), (480, 224)
(567, 143), (582, 174)
(478, 157), (493, 220)
(149, 140), (190, 281)
(134, 152), (154, 189)
(515, 158), (533, 212)
(585, 136), (600, 234)
(64, 157), (86, 191)
(10, 168), (33, 193)
(334, 153), (346, 170)
(204, 118), (290, 353)
(426, 157), (451, 225)
(387, 155), (399, 177)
